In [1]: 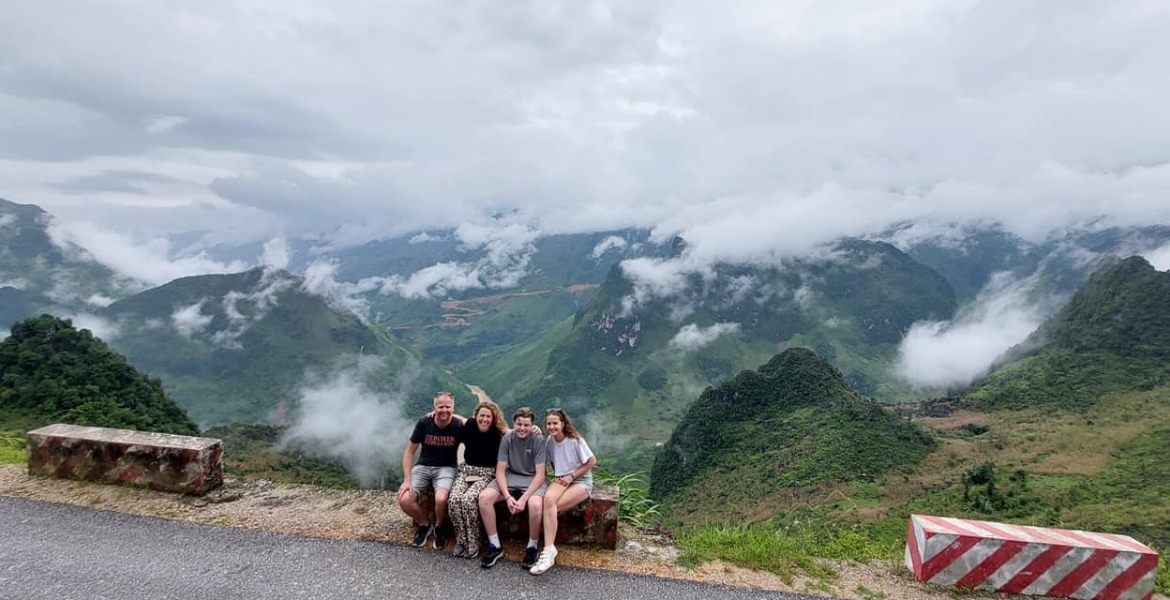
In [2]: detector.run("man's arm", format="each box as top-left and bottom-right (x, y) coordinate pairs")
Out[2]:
(398, 441), (419, 496)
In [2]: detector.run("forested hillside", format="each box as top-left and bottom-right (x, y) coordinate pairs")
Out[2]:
(101, 268), (463, 426)
(650, 347), (935, 524)
(968, 256), (1170, 410)
(0, 315), (198, 435)
(0, 198), (137, 306)
(476, 239), (953, 471)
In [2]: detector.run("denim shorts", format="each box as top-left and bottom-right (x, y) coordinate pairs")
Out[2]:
(410, 465), (456, 493)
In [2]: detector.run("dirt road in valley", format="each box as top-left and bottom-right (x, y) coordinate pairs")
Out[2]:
(466, 384), (494, 405)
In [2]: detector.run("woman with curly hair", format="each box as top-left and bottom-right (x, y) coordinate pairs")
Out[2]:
(448, 400), (508, 558)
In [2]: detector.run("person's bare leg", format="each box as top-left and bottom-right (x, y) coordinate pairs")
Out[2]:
(540, 484), (566, 547)
(478, 487), (503, 537)
(397, 488), (428, 525)
(526, 495), (543, 542)
(554, 485), (589, 513)
(435, 489), (451, 528)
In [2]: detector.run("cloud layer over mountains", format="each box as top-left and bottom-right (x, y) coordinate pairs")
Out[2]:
(3, 1), (1170, 282)
(5, 2), (1170, 396)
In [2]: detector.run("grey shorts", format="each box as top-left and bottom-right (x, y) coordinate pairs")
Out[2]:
(411, 465), (456, 493)
(486, 480), (547, 498)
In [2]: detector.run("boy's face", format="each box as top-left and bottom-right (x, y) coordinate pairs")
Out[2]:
(513, 416), (533, 439)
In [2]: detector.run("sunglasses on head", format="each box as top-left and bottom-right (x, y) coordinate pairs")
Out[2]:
(546, 407), (562, 414)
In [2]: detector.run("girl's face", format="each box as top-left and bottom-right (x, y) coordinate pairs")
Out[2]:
(476, 407), (494, 432)
(545, 414), (563, 439)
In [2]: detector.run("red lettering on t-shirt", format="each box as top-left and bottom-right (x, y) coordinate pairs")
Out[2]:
(425, 434), (456, 447)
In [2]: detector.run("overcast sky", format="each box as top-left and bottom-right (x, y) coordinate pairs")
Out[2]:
(3, 1), (1170, 272)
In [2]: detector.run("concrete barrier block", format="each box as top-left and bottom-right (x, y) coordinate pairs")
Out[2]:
(495, 484), (619, 550)
(27, 424), (224, 496)
(906, 514), (1159, 600)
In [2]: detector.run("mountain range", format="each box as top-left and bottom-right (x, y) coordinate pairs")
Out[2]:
(3, 195), (1170, 485)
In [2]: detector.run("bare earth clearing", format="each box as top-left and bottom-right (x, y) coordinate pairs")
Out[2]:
(0, 464), (1054, 600)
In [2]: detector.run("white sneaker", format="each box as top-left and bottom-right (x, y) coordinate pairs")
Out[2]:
(528, 546), (557, 575)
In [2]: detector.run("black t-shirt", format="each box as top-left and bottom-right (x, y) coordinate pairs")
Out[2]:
(460, 425), (503, 468)
(410, 417), (463, 467)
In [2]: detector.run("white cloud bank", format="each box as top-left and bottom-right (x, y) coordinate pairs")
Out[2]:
(592, 235), (627, 259)
(171, 301), (213, 338)
(47, 220), (248, 286)
(1, 0), (1167, 282)
(669, 322), (741, 352)
(1143, 242), (1170, 271)
(894, 272), (1052, 389)
(281, 356), (421, 487)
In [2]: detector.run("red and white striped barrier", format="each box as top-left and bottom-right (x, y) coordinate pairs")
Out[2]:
(905, 514), (1159, 600)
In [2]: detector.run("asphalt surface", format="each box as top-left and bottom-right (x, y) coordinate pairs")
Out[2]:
(0, 495), (834, 600)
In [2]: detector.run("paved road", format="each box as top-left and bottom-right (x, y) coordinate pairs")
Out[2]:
(0, 496), (831, 600)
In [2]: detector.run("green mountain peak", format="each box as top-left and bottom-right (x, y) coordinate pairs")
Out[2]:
(650, 346), (936, 522)
(968, 255), (1170, 411)
(0, 314), (198, 435)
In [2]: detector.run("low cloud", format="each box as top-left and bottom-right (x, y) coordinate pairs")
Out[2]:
(0, 214), (15, 228)
(260, 237), (291, 271)
(144, 115), (189, 135)
(209, 271), (294, 348)
(85, 293), (116, 308)
(581, 411), (634, 457)
(1143, 242), (1170, 271)
(281, 355), (422, 487)
(409, 232), (441, 244)
(894, 272), (1052, 390)
(300, 260), (376, 320)
(371, 223), (539, 299)
(47, 220), (248, 286)
(591, 235), (627, 258)
(618, 255), (714, 315)
(669, 322), (740, 352)
(171, 301), (213, 338)
(67, 312), (121, 342)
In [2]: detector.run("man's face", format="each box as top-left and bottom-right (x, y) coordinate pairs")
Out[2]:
(513, 416), (533, 439)
(433, 395), (454, 422)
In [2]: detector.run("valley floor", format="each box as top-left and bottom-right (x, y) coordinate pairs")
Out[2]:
(0, 464), (1062, 600)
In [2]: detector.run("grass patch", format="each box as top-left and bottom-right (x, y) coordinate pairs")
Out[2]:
(1155, 550), (1168, 596)
(678, 515), (902, 584)
(0, 432), (27, 465)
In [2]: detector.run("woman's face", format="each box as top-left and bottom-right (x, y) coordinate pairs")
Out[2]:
(545, 414), (563, 439)
(475, 407), (494, 432)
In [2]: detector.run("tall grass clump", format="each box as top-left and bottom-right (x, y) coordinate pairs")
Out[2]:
(594, 470), (662, 529)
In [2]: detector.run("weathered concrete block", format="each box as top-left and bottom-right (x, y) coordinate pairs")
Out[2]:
(495, 484), (619, 550)
(906, 514), (1159, 600)
(418, 483), (619, 549)
(26, 424), (224, 496)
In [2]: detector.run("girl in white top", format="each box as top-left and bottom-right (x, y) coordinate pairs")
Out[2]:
(529, 408), (597, 576)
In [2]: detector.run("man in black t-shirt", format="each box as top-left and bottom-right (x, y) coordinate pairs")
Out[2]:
(398, 391), (463, 549)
